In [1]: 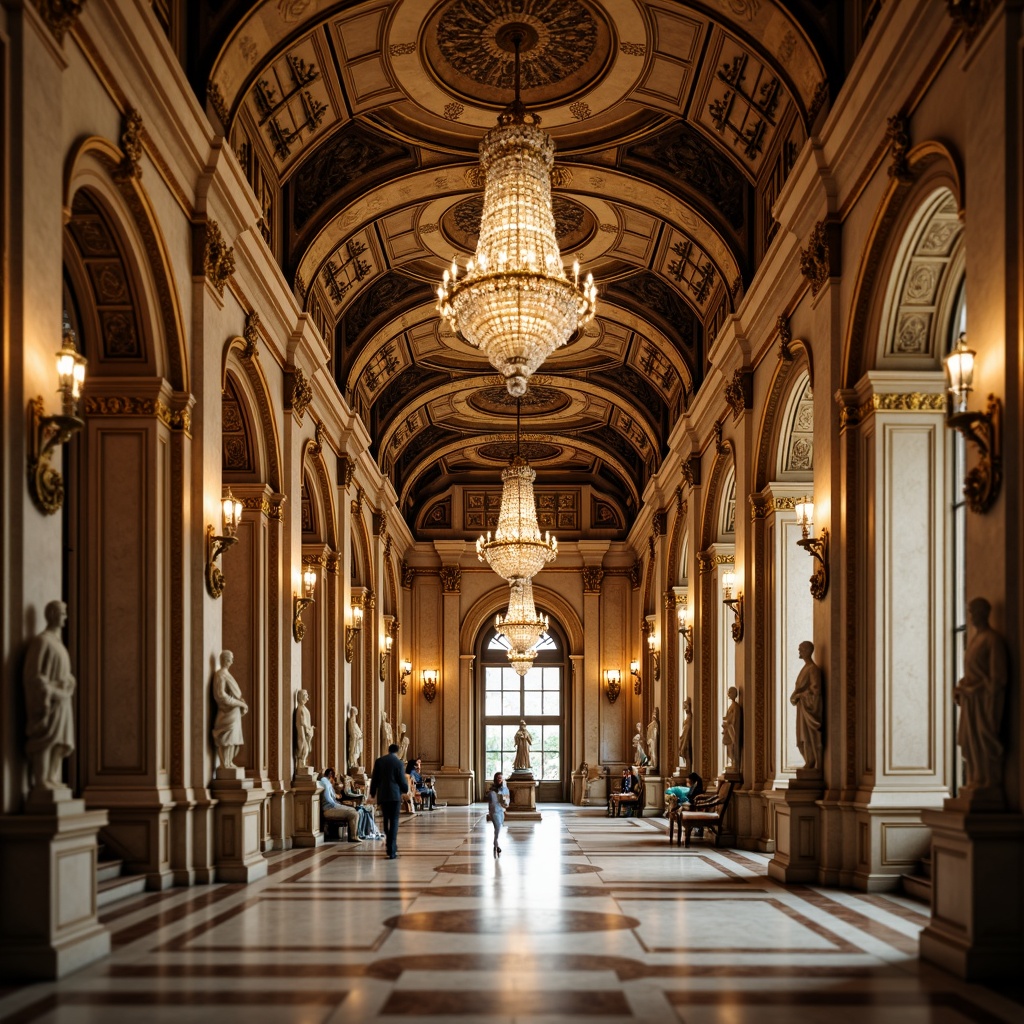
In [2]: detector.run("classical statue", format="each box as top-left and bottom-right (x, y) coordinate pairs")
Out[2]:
(212, 650), (248, 770)
(954, 598), (1008, 790)
(722, 686), (741, 770)
(397, 721), (410, 763)
(790, 641), (823, 770)
(513, 719), (533, 771)
(347, 706), (363, 770)
(631, 721), (649, 766)
(23, 600), (76, 791)
(380, 709), (394, 752)
(646, 707), (661, 773)
(294, 689), (314, 769)
(679, 696), (693, 769)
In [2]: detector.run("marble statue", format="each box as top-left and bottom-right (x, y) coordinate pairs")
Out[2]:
(23, 600), (76, 791)
(380, 709), (394, 752)
(397, 722), (410, 764)
(347, 706), (363, 769)
(679, 696), (693, 769)
(790, 641), (824, 770)
(722, 686), (741, 770)
(513, 719), (533, 771)
(646, 707), (661, 773)
(631, 721), (649, 766)
(212, 650), (248, 769)
(294, 689), (314, 769)
(954, 598), (1008, 790)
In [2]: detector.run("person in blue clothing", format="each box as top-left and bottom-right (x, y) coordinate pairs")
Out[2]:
(317, 768), (362, 843)
(487, 771), (509, 856)
(407, 757), (437, 809)
(370, 743), (408, 859)
(664, 771), (704, 812)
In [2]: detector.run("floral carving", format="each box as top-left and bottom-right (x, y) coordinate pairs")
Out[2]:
(799, 221), (830, 296)
(439, 564), (462, 593)
(287, 366), (313, 418)
(201, 220), (235, 296)
(242, 311), (260, 359)
(886, 114), (912, 183)
(582, 566), (604, 593)
(35, 0), (85, 43)
(113, 107), (144, 183)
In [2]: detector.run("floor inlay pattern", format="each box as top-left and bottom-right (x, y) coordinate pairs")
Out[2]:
(0, 806), (1021, 1023)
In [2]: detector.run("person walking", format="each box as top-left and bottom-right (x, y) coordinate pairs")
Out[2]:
(370, 742), (408, 859)
(487, 771), (509, 856)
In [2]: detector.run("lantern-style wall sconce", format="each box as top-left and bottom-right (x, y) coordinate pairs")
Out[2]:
(721, 569), (744, 643)
(28, 318), (87, 514)
(344, 602), (363, 663)
(677, 601), (694, 664)
(292, 565), (317, 642)
(646, 631), (661, 683)
(795, 497), (829, 600)
(629, 659), (642, 696)
(400, 659), (412, 695)
(380, 634), (393, 682)
(205, 488), (244, 598)
(943, 332), (1002, 513)
(604, 668), (622, 704)
(422, 669), (439, 703)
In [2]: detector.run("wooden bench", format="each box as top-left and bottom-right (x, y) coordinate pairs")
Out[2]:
(667, 779), (733, 847)
(608, 775), (646, 817)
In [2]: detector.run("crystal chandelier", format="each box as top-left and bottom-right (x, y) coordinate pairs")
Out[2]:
(476, 399), (557, 581)
(495, 577), (549, 653)
(436, 31), (597, 397)
(508, 648), (536, 678)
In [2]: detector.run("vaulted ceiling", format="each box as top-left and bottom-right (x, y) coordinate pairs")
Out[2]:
(193, 0), (844, 539)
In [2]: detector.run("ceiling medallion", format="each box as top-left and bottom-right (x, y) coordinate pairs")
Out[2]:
(437, 30), (597, 396)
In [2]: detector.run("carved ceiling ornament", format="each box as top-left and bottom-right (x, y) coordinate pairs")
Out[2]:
(113, 107), (144, 184)
(201, 220), (235, 296)
(35, 0), (85, 43)
(582, 566), (604, 594)
(799, 220), (830, 296)
(886, 113), (912, 184)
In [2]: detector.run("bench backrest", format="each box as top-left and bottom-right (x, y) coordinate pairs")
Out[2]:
(692, 779), (732, 816)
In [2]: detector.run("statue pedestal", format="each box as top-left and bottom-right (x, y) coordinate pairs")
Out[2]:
(920, 807), (1024, 980)
(212, 774), (267, 883)
(0, 796), (110, 980)
(642, 775), (664, 816)
(506, 772), (541, 821)
(766, 772), (823, 882)
(291, 767), (323, 848)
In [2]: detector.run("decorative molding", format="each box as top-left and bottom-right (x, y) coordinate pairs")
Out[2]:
(652, 512), (665, 537)
(777, 314), (793, 361)
(629, 559), (641, 589)
(198, 220), (235, 296)
(351, 486), (364, 518)
(886, 113), (912, 183)
(682, 455), (701, 487)
(808, 80), (828, 124)
(835, 388), (861, 432)
(113, 107), (144, 184)
(35, 0), (85, 43)
(373, 509), (388, 537)
(242, 311), (260, 359)
(338, 455), (355, 488)
(724, 369), (752, 418)
(799, 220), (831, 296)
(749, 494), (798, 520)
(858, 392), (946, 419)
(714, 419), (729, 456)
(696, 551), (716, 574)
(947, 0), (996, 45)
(267, 498), (286, 521)
(582, 566), (605, 594)
(401, 560), (415, 588)
(240, 496), (272, 517)
(302, 420), (325, 467)
(207, 80), (230, 127)
(82, 395), (192, 435)
(286, 366), (313, 419)
(439, 564), (462, 593)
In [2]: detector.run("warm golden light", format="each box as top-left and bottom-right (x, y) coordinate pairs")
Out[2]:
(302, 566), (317, 599)
(795, 497), (814, 539)
(722, 570), (737, 598)
(944, 332), (975, 411)
(222, 489), (243, 537)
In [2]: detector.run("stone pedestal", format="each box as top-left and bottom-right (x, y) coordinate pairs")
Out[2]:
(212, 772), (268, 883)
(505, 771), (541, 821)
(290, 768), (323, 848)
(0, 796), (110, 980)
(766, 772), (824, 882)
(642, 774), (663, 816)
(919, 807), (1024, 980)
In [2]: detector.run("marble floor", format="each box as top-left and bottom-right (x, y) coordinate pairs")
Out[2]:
(1, 806), (1021, 1023)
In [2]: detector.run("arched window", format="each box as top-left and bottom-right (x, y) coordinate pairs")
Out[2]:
(479, 622), (567, 800)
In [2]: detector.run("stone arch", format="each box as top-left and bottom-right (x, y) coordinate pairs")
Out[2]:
(775, 371), (814, 481)
(459, 581), (584, 654)
(226, 354), (282, 495)
(222, 370), (264, 485)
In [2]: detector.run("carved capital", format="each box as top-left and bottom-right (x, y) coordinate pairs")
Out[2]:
(373, 509), (388, 537)
(681, 455), (701, 487)
(196, 220), (235, 296)
(351, 486), (364, 518)
(777, 314), (793, 361)
(886, 114), (912, 183)
(799, 221), (831, 296)
(697, 550), (716, 574)
(439, 564), (462, 593)
(113, 107), (144, 184)
(285, 366), (313, 419)
(338, 455), (355, 488)
(724, 369), (752, 418)
(582, 566), (605, 594)
(35, 0), (85, 43)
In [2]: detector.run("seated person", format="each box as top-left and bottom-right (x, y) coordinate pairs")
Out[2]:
(607, 767), (634, 814)
(317, 767), (361, 842)
(608, 766), (642, 816)
(402, 773), (418, 814)
(407, 757), (437, 810)
(664, 772), (705, 812)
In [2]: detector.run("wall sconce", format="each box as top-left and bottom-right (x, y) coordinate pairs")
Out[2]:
(943, 332), (1002, 513)
(379, 634), (393, 682)
(422, 669), (439, 703)
(604, 668), (622, 704)
(28, 319), (87, 515)
(629, 659), (642, 696)
(795, 497), (829, 600)
(400, 659), (412, 695)
(344, 602), (363, 663)
(646, 632), (661, 682)
(205, 488), (244, 598)
(292, 566), (317, 642)
(721, 569), (744, 643)
(677, 603), (694, 664)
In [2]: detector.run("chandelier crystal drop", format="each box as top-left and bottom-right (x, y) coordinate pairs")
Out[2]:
(508, 647), (537, 678)
(495, 577), (549, 653)
(436, 33), (597, 397)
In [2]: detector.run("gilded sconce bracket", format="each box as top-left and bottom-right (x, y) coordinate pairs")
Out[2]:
(27, 397), (84, 515)
(293, 595), (314, 642)
(797, 527), (830, 600)
(205, 524), (238, 599)
(723, 594), (744, 643)
(949, 395), (1002, 514)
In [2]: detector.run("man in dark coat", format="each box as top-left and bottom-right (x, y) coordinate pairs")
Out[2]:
(370, 742), (408, 859)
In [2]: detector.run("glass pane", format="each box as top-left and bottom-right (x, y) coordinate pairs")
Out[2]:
(488, 632), (510, 650)
(542, 667), (560, 691)
(523, 691), (543, 716)
(535, 632), (557, 651)
(485, 726), (503, 752)
(485, 692), (503, 716)
(502, 692), (520, 715)
(485, 667), (503, 691)
(544, 691), (560, 715)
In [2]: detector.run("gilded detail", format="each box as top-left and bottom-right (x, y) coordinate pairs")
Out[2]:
(799, 221), (830, 296)
(859, 392), (946, 419)
(242, 311), (260, 359)
(83, 395), (191, 434)
(114, 107), (144, 183)
(439, 564), (462, 593)
(202, 220), (235, 296)
(35, 0), (85, 43)
(582, 566), (604, 593)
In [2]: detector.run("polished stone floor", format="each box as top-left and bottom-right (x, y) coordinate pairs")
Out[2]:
(1, 806), (1021, 1023)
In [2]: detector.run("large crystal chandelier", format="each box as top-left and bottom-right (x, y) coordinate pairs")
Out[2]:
(476, 399), (557, 581)
(436, 31), (597, 397)
(495, 577), (548, 653)
(507, 648), (536, 678)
